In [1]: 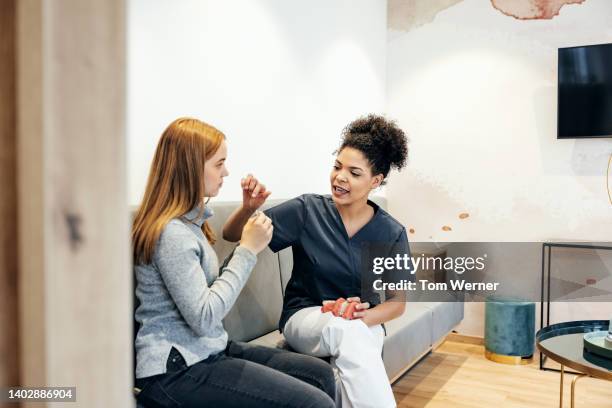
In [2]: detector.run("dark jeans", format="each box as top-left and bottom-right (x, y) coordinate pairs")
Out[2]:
(136, 341), (336, 408)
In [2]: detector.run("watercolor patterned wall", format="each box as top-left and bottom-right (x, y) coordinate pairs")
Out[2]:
(386, 0), (612, 243)
(386, 0), (612, 336)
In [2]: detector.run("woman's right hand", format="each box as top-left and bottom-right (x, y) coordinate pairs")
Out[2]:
(241, 174), (272, 211)
(239, 212), (273, 255)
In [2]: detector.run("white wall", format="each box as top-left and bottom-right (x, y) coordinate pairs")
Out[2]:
(386, 0), (612, 335)
(128, 0), (387, 206)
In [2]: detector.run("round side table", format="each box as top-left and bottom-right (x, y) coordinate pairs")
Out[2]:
(537, 320), (611, 408)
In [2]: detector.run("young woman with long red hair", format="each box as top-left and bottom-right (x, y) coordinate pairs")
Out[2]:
(132, 118), (335, 408)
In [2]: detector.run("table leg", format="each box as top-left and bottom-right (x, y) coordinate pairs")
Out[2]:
(570, 374), (587, 408)
(559, 364), (564, 408)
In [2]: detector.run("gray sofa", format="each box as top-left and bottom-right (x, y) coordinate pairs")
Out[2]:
(208, 198), (464, 383)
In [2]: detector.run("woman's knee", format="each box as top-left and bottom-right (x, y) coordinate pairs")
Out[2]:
(280, 351), (336, 401)
(307, 357), (336, 401)
(302, 389), (335, 408)
(323, 318), (369, 342)
(322, 318), (383, 358)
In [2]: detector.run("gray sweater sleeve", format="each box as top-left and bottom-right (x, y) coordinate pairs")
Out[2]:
(153, 221), (257, 337)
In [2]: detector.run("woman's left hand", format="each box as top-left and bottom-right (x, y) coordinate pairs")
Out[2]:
(241, 174), (272, 211)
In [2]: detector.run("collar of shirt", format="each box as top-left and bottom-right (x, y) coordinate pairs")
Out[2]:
(183, 204), (214, 227)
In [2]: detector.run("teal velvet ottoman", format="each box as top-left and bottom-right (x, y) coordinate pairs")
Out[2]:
(485, 296), (535, 365)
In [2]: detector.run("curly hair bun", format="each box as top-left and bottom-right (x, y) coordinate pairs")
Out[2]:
(340, 114), (408, 179)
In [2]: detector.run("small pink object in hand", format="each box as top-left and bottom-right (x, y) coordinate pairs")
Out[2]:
(343, 301), (359, 320)
(321, 299), (339, 314)
(321, 297), (359, 320)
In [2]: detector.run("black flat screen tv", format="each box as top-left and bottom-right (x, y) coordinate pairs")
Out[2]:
(558, 43), (612, 138)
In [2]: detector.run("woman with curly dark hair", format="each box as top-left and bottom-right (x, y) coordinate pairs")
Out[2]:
(224, 114), (411, 408)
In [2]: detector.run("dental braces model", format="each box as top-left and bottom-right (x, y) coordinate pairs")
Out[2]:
(321, 298), (359, 320)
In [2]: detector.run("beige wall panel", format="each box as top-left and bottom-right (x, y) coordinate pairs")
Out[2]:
(18, 1), (131, 407)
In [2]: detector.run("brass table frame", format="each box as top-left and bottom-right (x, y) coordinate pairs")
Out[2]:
(537, 336), (612, 408)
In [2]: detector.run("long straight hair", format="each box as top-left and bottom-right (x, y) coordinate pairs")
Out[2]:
(132, 117), (225, 265)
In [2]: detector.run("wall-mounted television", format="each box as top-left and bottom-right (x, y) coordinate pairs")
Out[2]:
(558, 43), (612, 139)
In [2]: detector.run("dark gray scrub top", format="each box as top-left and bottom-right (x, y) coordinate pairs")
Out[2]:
(265, 194), (412, 331)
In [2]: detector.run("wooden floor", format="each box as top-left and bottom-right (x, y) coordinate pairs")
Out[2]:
(392, 337), (612, 407)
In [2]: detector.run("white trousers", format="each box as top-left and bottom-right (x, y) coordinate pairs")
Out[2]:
(283, 306), (396, 408)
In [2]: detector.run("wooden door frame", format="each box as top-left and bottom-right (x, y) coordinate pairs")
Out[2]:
(0, 1), (20, 403)
(14, 1), (132, 406)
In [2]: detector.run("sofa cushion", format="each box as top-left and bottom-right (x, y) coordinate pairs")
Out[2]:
(248, 330), (289, 349)
(207, 200), (285, 342)
(420, 302), (464, 342)
(278, 248), (293, 295)
(382, 303), (433, 380)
